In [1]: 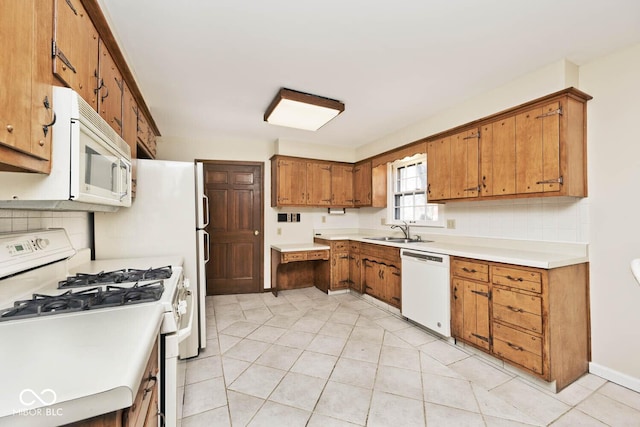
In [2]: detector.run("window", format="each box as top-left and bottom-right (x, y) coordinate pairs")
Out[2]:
(388, 154), (444, 226)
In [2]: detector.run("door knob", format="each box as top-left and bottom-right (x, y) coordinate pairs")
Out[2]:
(254, 230), (260, 236)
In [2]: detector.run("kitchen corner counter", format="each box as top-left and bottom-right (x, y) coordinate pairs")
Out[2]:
(312, 231), (588, 269)
(0, 303), (164, 427)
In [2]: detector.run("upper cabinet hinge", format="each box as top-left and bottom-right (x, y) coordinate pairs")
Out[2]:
(536, 107), (563, 119)
(463, 131), (481, 140)
(65, 0), (78, 15)
(52, 40), (77, 73)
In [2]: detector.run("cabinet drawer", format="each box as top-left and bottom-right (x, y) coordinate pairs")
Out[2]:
(452, 259), (489, 282)
(307, 250), (329, 260)
(492, 266), (542, 293)
(282, 252), (307, 263)
(360, 243), (400, 264)
(493, 322), (542, 356)
(493, 324), (543, 375)
(493, 290), (542, 333)
(332, 241), (349, 251)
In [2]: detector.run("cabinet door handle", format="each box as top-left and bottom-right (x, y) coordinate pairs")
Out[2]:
(471, 333), (489, 343)
(507, 342), (524, 351)
(471, 289), (490, 298)
(536, 176), (563, 185)
(463, 186), (480, 192)
(506, 275), (524, 282)
(506, 305), (524, 313)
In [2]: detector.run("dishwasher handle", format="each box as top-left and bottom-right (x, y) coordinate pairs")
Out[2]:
(401, 250), (448, 264)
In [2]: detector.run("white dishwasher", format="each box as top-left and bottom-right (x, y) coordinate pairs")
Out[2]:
(401, 249), (451, 337)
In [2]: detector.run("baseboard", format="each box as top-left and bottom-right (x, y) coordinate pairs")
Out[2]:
(589, 362), (640, 392)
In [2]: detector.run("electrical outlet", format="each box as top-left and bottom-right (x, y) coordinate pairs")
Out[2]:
(277, 228), (282, 235)
(447, 219), (456, 229)
(380, 217), (386, 226)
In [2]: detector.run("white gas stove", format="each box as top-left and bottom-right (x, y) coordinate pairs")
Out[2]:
(0, 229), (191, 426)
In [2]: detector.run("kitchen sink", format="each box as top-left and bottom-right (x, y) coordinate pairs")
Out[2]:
(364, 236), (432, 244)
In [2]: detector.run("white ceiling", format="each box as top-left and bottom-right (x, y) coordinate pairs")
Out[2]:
(97, 0), (640, 149)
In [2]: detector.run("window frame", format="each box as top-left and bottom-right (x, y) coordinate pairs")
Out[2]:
(386, 154), (445, 227)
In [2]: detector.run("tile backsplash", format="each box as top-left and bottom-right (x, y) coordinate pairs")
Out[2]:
(0, 210), (91, 249)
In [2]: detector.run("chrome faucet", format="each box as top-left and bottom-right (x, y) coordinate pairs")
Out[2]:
(390, 221), (410, 239)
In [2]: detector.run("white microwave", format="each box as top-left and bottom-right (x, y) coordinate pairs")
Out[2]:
(0, 87), (132, 212)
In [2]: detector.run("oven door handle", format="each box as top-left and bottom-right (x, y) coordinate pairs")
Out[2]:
(176, 290), (195, 343)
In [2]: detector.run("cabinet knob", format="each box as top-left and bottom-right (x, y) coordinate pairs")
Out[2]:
(38, 140), (45, 147)
(6, 125), (14, 133)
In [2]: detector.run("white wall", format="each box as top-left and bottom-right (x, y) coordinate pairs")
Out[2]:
(0, 210), (91, 249)
(579, 42), (640, 389)
(357, 59), (580, 160)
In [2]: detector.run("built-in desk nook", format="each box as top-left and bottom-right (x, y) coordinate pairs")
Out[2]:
(270, 243), (331, 296)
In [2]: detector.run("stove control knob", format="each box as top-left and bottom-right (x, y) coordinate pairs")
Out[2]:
(34, 238), (49, 250)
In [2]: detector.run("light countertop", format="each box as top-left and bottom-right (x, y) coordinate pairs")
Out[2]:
(0, 303), (163, 426)
(311, 231), (588, 269)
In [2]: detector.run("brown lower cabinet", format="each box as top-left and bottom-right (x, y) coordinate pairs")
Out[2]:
(67, 339), (159, 427)
(451, 256), (589, 391)
(313, 239), (350, 292)
(360, 242), (401, 309)
(348, 241), (362, 293)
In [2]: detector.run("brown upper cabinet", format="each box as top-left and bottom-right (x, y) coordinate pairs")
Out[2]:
(136, 110), (158, 159)
(2, 0), (161, 173)
(450, 129), (480, 199)
(272, 157), (307, 206)
(353, 160), (386, 208)
(480, 117), (516, 197)
(97, 40), (123, 136)
(307, 161), (333, 206)
(330, 164), (354, 207)
(0, 0), (54, 173)
(428, 88), (591, 202)
(271, 155), (386, 208)
(53, 0), (99, 111)
(122, 82), (138, 157)
(427, 136), (452, 200)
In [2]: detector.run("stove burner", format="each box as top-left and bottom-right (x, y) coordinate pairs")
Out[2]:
(58, 266), (172, 289)
(0, 281), (165, 322)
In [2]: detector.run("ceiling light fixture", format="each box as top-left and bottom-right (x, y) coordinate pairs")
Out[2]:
(264, 88), (345, 131)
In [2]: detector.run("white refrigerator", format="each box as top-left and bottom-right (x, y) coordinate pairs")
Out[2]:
(93, 159), (209, 359)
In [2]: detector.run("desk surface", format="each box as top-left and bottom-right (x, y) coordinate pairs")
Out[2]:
(271, 243), (330, 252)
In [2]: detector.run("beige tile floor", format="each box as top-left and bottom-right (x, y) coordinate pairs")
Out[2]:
(177, 287), (640, 426)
